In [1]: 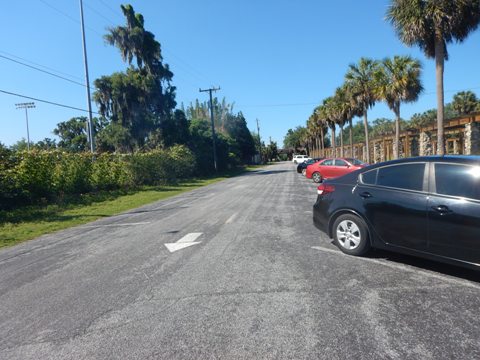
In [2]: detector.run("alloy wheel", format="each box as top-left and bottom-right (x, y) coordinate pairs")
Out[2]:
(312, 172), (322, 183)
(336, 220), (361, 250)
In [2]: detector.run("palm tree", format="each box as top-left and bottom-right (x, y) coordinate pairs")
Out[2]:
(306, 117), (316, 155)
(105, 4), (162, 75)
(376, 55), (423, 159)
(330, 88), (349, 158)
(386, 0), (480, 156)
(313, 107), (327, 157)
(452, 91), (479, 115)
(321, 98), (338, 158)
(345, 58), (380, 163)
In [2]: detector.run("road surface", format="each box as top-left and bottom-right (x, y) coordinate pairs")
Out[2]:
(1, 162), (479, 359)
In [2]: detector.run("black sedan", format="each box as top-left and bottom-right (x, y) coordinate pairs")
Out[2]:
(297, 157), (323, 175)
(313, 156), (480, 270)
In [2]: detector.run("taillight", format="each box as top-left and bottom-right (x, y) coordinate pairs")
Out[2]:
(317, 183), (335, 195)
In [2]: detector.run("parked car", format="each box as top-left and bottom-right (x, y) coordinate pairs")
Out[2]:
(306, 157), (367, 183)
(297, 157), (324, 175)
(313, 156), (480, 270)
(292, 154), (310, 164)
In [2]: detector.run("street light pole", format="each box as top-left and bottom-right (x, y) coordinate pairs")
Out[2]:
(79, 0), (95, 153)
(15, 102), (35, 151)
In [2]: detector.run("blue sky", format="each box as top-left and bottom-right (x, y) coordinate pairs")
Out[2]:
(1, 0), (480, 147)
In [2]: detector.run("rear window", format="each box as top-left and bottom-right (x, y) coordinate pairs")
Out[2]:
(360, 169), (377, 185)
(360, 163), (425, 191)
(434, 163), (480, 201)
(377, 163), (425, 191)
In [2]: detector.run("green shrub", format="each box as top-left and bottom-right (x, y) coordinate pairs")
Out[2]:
(91, 153), (132, 190)
(0, 145), (197, 209)
(13, 150), (57, 202)
(54, 152), (93, 195)
(167, 144), (196, 179)
(0, 149), (21, 208)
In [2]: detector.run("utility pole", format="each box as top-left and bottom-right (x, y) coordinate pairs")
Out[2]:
(199, 86), (220, 171)
(256, 118), (262, 163)
(15, 102), (35, 151)
(79, 0), (95, 153)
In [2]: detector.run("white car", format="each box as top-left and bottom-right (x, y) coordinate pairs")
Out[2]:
(292, 154), (311, 164)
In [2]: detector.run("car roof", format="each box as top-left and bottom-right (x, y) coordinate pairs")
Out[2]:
(320, 157), (356, 161)
(367, 155), (480, 169)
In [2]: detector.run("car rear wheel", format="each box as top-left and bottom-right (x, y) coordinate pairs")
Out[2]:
(301, 168), (306, 176)
(312, 172), (322, 183)
(333, 214), (370, 256)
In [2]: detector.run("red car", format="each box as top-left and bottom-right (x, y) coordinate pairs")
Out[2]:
(306, 157), (367, 183)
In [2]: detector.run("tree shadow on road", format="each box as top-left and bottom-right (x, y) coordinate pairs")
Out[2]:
(240, 169), (292, 176)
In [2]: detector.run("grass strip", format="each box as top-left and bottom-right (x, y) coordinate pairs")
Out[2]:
(0, 165), (267, 248)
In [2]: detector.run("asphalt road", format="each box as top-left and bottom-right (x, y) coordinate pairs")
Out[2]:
(1, 162), (480, 359)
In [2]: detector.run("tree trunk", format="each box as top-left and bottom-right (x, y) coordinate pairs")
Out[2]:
(316, 136), (320, 157)
(435, 32), (445, 156)
(320, 128), (325, 157)
(363, 110), (370, 163)
(340, 125), (344, 157)
(394, 103), (400, 159)
(349, 119), (353, 158)
(331, 125), (336, 158)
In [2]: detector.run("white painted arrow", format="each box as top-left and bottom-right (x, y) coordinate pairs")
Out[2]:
(164, 232), (202, 253)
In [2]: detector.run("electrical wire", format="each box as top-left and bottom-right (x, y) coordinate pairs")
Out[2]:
(38, 0), (103, 37)
(0, 54), (88, 88)
(96, 0), (124, 20)
(0, 89), (100, 115)
(0, 50), (85, 82)
(84, 2), (116, 26)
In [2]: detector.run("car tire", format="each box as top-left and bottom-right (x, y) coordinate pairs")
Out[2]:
(332, 214), (370, 256)
(302, 168), (306, 176)
(312, 172), (322, 183)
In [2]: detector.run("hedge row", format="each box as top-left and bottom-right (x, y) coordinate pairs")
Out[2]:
(0, 145), (195, 208)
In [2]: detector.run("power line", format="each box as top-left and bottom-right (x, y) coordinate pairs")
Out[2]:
(38, 0), (103, 37)
(163, 49), (211, 84)
(84, 1), (116, 26)
(0, 54), (88, 88)
(40, 0), (213, 93)
(0, 89), (100, 115)
(96, 0), (124, 20)
(0, 50), (85, 82)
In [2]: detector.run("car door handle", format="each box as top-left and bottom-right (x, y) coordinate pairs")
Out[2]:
(431, 205), (453, 215)
(359, 192), (372, 199)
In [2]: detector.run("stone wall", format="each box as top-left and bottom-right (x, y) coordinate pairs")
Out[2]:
(464, 122), (480, 155)
(308, 117), (480, 161)
(373, 142), (381, 163)
(419, 131), (433, 156)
